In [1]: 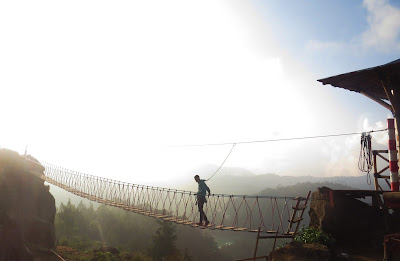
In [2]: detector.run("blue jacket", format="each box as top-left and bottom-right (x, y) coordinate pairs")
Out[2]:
(197, 179), (210, 196)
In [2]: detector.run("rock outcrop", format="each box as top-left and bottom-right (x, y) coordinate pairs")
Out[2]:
(308, 187), (385, 249)
(0, 149), (56, 260)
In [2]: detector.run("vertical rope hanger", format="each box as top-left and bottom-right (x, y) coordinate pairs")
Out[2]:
(206, 143), (236, 181)
(30, 158), (308, 233)
(358, 132), (373, 184)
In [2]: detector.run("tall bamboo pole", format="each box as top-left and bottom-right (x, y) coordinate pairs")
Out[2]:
(380, 76), (399, 191)
(395, 111), (400, 191)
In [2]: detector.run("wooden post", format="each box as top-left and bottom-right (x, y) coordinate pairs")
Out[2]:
(380, 78), (400, 191)
(373, 151), (379, 191)
(396, 115), (400, 190)
(388, 119), (399, 191)
(253, 227), (261, 260)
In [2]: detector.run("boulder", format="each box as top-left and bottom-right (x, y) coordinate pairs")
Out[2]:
(0, 149), (56, 260)
(308, 187), (385, 249)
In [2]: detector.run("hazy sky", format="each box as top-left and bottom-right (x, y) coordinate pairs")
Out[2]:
(1, 0), (400, 186)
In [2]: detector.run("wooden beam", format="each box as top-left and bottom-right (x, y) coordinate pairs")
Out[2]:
(395, 117), (400, 190)
(361, 91), (393, 112)
(377, 154), (390, 163)
(380, 80), (397, 115)
(374, 153), (379, 191)
(384, 80), (400, 192)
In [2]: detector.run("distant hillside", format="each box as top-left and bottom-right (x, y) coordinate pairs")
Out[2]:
(259, 181), (354, 197)
(48, 165), (383, 206)
(178, 165), (378, 196)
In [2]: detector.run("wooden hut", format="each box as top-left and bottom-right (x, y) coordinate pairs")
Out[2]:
(318, 59), (400, 201)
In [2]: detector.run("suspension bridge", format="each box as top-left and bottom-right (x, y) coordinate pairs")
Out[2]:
(25, 157), (310, 238)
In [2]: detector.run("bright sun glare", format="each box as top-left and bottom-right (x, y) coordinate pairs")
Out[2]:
(1, 1), (390, 186)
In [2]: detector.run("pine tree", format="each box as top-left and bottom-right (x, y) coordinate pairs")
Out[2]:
(148, 220), (179, 261)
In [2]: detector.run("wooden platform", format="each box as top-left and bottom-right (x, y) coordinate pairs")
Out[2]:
(328, 189), (385, 208)
(383, 192), (400, 208)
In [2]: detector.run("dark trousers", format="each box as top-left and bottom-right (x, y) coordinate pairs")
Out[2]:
(197, 195), (208, 222)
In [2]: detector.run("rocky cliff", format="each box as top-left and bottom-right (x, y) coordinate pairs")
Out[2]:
(0, 149), (56, 261)
(268, 187), (391, 260)
(308, 187), (386, 249)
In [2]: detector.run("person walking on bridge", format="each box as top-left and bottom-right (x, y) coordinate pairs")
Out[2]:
(194, 175), (210, 227)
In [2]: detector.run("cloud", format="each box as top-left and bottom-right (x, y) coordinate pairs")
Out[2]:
(318, 117), (389, 177)
(306, 0), (400, 53)
(361, 0), (400, 51)
(360, 117), (388, 145)
(306, 40), (345, 52)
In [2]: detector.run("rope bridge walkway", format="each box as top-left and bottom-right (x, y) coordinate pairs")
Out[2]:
(27, 159), (310, 236)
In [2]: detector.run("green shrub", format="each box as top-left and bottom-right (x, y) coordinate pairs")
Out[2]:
(294, 227), (335, 246)
(95, 251), (119, 261)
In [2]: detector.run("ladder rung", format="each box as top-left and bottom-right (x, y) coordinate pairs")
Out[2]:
(266, 230), (277, 234)
(284, 232), (295, 235)
(289, 217), (303, 223)
(258, 236), (278, 239)
(214, 225), (224, 229)
(259, 235), (293, 239)
(293, 205), (307, 210)
(249, 229), (262, 232)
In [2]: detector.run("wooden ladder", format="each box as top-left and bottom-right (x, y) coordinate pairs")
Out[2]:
(236, 191), (311, 261)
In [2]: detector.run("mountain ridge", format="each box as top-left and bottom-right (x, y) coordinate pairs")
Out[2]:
(49, 165), (382, 206)
(177, 166), (377, 195)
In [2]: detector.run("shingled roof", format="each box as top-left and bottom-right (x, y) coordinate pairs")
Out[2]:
(318, 59), (400, 102)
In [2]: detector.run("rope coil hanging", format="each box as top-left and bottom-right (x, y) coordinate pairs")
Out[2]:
(358, 132), (373, 184)
(359, 132), (373, 173)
